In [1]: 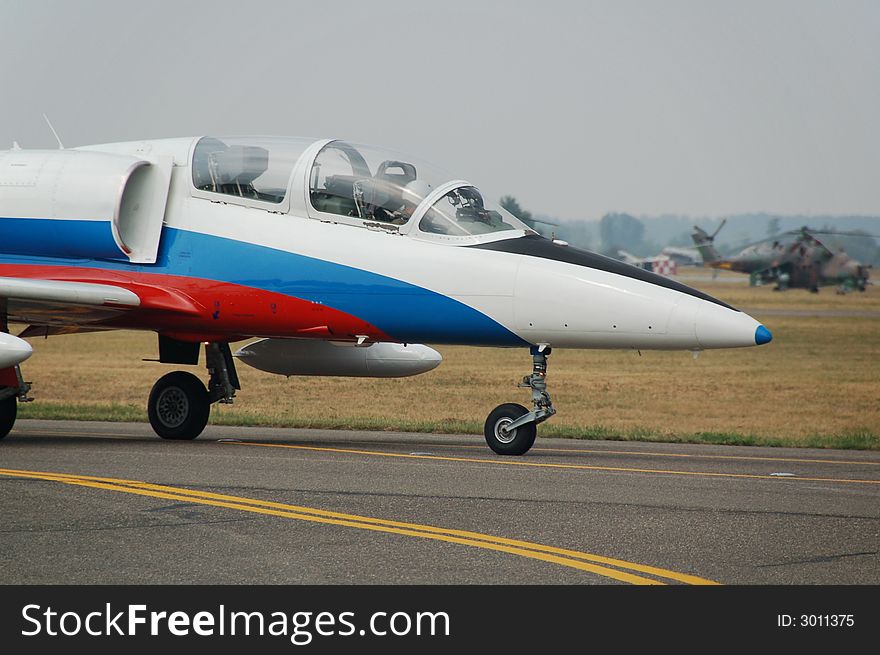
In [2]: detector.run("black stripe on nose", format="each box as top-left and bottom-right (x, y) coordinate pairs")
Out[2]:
(470, 235), (736, 311)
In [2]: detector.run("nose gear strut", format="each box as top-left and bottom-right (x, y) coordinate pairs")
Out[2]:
(484, 345), (555, 456)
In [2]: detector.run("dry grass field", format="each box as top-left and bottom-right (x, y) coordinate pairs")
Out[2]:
(15, 270), (880, 449)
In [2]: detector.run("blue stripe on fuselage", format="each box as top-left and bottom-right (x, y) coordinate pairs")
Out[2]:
(0, 218), (526, 346)
(0, 217), (122, 259)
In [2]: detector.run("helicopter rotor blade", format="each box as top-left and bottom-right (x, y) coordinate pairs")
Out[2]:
(801, 229), (880, 239)
(778, 227), (880, 240)
(710, 218), (727, 240)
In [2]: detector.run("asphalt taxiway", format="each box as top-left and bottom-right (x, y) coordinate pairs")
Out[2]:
(1, 420), (877, 585)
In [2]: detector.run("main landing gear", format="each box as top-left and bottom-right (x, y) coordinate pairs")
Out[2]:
(0, 365), (32, 440)
(147, 342), (240, 440)
(484, 345), (556, 456)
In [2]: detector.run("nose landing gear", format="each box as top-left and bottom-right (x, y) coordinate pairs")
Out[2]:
(484, 345), (555, 456)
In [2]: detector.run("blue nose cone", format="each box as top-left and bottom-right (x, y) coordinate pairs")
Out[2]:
(755, 325), (773, 345)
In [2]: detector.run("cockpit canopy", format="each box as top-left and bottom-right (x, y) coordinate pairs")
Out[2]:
(191, 136), (533, 241)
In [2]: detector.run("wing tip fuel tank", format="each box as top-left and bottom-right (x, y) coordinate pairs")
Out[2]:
(0, 332), (33, 369)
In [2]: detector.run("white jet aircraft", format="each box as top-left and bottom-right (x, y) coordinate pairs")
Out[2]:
(0, 136), (772, 455)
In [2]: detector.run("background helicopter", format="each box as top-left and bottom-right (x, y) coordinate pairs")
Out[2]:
(692, 220), (872, 293)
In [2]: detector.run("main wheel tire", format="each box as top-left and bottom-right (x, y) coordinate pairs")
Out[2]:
(484, 403), (537, 456)
(0, 394), (17, 440)
(148, 372), (210, 440)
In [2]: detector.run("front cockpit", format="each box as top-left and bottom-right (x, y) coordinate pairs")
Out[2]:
(307, 140), (533, 241)
(189, 135), (534, 244)
(418, 185), (523, 237)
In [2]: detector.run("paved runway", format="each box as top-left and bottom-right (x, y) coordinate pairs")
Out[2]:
(1, 420), (878, 585)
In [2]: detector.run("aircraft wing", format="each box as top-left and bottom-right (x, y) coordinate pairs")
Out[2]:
(0, 277), (141, 328)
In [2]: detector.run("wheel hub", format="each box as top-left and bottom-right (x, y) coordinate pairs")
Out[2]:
(494, 417), (517, 444)
(156, 386), (189, 428)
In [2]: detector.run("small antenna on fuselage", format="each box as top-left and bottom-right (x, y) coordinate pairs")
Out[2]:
(42, 114), (64, 149)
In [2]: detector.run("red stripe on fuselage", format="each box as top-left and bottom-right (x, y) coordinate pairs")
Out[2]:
(0, 264), (394, 343)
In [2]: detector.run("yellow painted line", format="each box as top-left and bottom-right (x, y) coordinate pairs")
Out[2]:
(227, 442), (880, 486)
(0, 467), (716, 585)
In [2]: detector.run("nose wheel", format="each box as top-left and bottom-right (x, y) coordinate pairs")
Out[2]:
(485, 403), (536, 455)
(484, 346), (555, 456)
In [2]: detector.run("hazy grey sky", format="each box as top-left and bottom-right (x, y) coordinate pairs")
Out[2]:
(1, 0), (877, 220)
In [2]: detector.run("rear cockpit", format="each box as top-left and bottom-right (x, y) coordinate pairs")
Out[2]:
(191, 136), (313, 206)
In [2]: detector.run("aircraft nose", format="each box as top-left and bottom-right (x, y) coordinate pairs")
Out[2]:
(693, 302), (768, 349)
(754, 324), (773, 345)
